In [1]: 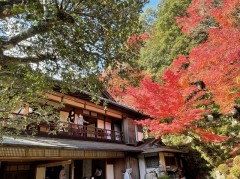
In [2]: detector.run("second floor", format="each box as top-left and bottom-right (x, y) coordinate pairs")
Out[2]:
(2, 91), (147, 146)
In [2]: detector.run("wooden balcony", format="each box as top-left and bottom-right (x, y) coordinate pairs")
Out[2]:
(35, 122), (124, 143)
(1, 115), (124, 143)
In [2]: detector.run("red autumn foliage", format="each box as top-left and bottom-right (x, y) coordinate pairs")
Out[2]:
(176, 0), (240, 113)
(190, 126), (229, 143)
(176, 0), (240, 34)
(128, 32), (150, 47)
(121, 0), (240, 142)
(104, 67), (146, 103)
(125, 66), (227, 142)
(187, 27), (240, 114)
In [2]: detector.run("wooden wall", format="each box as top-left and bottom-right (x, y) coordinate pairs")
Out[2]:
(114, 158), (125, 179)
(0, 162), (36, 179)
(123, 118), (137, 145)
(126, 156), (140, 179)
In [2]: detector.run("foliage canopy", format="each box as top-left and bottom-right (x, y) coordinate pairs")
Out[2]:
(139, 0), (197, 75)
(0, 0), (148, 137)
(122, 0), (240, 143)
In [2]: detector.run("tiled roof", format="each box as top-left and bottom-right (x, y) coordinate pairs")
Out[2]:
(2, 136), (142, 152)
(2, 136), (186, 154)
(140, 138), (187, 154)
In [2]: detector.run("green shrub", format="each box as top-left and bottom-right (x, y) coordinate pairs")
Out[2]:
(233, 155), (240, 166)
(230, 166), (240, 177)
(218, 164), (229, 174)
(158, 175), (170, 179)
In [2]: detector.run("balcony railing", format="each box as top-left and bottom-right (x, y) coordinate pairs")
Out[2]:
(36, 122), (124, 143)
(1, 117), (124, 143)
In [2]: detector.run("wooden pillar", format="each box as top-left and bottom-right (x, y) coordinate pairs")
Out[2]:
(82, 159), (92, 178)
(36, 167), (46, 179)
(138, 155), (146, 179)
(71, 160), (74, 179)
(159, 152), (166, 173)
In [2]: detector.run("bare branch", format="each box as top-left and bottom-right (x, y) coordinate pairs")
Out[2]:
(60, 0), (64, 10)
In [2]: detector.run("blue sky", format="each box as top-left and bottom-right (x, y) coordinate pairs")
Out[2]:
(143, 0), (159, 11)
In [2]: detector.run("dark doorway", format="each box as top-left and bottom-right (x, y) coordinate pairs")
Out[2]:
(45, 165), (62, 179)
(92, 159), (105, 179)
(74, 160), (83, 179)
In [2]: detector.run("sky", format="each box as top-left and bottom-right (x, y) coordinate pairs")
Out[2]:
(143, 0), (159, 11)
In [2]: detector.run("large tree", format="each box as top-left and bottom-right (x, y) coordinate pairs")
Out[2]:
(0, 0), (148, 137)
(114, 0), (239, 177)
(139, 0), (198, 76)
(123, 0), (240, 142)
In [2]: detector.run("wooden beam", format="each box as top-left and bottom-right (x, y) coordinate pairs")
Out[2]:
(106, 111), (122, 119)
(86, 105), (105, 115)
(47, 92), (123, 119)
(37, 160), (71, 167)
(63, 98), (84, 108)
(47, 93), (62, 102)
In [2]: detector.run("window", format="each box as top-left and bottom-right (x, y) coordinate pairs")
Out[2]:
(164, 156), (176, 166)
(91, 112), (97, 118)
(6, 165), (30, 171)
(83, 109), (90, 116)
(145, 156), (159, 168)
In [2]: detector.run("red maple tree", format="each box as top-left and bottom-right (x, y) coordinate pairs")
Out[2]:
(121, 0), (239, 142)
(177, 0), (240, 114)
(104, 67), (148, 103)
(176, 0), (240, 34)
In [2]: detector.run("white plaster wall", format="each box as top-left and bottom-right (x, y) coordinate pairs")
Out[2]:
(106, 164), (114, 179)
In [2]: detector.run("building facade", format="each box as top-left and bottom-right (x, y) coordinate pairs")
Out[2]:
(0, 91), (146, 179)
(0, 91), (185, 179)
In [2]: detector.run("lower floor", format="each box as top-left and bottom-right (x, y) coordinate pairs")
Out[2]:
(0, 137), (143, 179)
(0, 152), (186, 179)
(0, 137), (187, 179)
(0, 156), (140, 179)
(0, 157), (139, 179)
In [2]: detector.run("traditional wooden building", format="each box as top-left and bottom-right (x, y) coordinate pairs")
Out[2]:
(0, 91), (186, 179)
(139, 139), (187, 179)
(0, 91), (147, 179)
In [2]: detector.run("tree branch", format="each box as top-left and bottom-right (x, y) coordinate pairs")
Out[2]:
(0, 0), (25, 19)
(1, 54), (49, 65)
(1, 22), (54, 51)
(0, 9), (22, 19)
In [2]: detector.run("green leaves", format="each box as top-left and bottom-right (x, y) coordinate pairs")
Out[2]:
(139, 0), (196, 76)
(0, 0), (148, 138)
